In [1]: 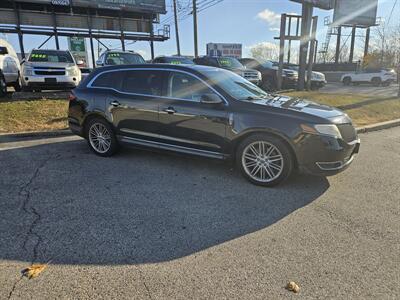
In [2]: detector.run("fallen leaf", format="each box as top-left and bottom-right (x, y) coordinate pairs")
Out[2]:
(22, 264), (47, 279)
(286, 281), (300, 293)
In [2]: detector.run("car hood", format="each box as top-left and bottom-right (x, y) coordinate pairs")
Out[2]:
(251, 95), (349, 122)
(24, 62), (75, 68)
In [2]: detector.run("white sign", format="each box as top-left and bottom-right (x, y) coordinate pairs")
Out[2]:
(206, 43), (242, 58)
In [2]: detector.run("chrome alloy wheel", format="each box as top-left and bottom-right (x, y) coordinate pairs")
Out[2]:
(241, 141), (284, 183)
(88, 123), (112, 154)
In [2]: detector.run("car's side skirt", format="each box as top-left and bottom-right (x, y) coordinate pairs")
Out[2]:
(117, 135), (227, 160)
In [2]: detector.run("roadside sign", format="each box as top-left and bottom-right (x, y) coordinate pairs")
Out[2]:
(68, 37), (88, 66)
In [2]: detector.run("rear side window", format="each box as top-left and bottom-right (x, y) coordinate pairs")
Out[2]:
(90, 71), (124, 89)
(168, 72), (213, 101)
(121, 70), (165, 96)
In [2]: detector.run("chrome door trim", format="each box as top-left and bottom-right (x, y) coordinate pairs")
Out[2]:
(120, 128), (221, 150)
(117, 135), (225, 159)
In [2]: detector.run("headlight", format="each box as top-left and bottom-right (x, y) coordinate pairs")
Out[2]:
(66, 66), (79, 76)
(23, 67), (33, 76)
(301, 124), (342, 139)
(257, 71), (262, 80)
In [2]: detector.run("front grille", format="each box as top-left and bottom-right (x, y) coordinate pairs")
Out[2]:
(34, 67), (66, 76)
(337, 124), (357, 142)
(35, 71), (65, 75)
(243, 72), (259, 80)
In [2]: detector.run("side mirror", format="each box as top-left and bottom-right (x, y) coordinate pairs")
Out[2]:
(76, 60), (85, 66)
(200, 93), (223, 104)
(95, 60), (103, 67)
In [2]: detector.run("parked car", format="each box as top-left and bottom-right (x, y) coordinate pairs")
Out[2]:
(239, 58), (298, 91)
(0, 39), (21, 96)
(68, 64), (360, 187)
(193, 56), (261, 85)
(96, 51), (146, 67)
(152, 56), (195, 65)
(21, 49), (82, 91)
(341, 68), (397, 86)
(284, 63), (327, 90)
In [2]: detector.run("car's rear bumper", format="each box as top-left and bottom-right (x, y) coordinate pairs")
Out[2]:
(68, 118), (84, 137)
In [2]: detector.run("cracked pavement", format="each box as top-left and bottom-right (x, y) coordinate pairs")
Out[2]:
(0, 128), (399, 299)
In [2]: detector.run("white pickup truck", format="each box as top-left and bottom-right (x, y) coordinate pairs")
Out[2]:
(341, 69), (397, 87)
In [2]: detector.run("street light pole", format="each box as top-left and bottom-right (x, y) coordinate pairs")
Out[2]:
(192, 0), (198, 58)
(173, 0), (181, 56)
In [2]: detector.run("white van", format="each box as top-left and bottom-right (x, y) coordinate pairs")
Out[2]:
(0, 39), (21, 96)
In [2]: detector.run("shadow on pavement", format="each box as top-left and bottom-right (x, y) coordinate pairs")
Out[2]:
(0, 139), (330, 265)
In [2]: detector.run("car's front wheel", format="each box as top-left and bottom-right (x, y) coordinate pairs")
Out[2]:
(343, 77), (351, 86)
(85, 118), (119, 157)
(236, 134), (294, 187)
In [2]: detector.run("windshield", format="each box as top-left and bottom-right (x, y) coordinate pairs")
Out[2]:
(29, 50), (74, 63)
(105, 52), (145, 65)
(164, 57), (194, 65)
(216, 57), (244, 69)
(200, 68), (271, 100)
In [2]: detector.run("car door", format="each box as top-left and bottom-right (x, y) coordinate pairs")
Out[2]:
(107, 69), (169, 143)
(158, 70), (229, 157)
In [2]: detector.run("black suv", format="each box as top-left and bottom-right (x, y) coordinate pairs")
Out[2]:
(69, 64), (360, 186)
(239, 58), (298, 91)
(152, 56), (195, 65)
(193, 56), (261, 86)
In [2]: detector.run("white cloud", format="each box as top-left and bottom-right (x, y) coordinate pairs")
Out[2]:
(256, 9), (281, 26)
(269, 27), (280, 32)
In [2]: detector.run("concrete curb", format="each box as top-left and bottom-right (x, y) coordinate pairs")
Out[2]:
(357, 119), (400, 134)
(0, 129), (72, 139)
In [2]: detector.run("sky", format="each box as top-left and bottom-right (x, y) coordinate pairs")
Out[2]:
(1, 0), (398, 64)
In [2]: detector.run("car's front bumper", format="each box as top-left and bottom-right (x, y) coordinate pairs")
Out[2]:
(22, 75), (80, 89)
(297, 134), (360, 176)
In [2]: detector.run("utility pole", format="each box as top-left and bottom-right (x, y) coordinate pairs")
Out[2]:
(192, 0), (198, 58)
(173, 0), (181, 56)
(298, 2), (313, 90)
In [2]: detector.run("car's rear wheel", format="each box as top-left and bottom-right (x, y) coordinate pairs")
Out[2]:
(85, 118), (119, 157)
(0, 73), (7, 97)
(236, 134), (294, 187)
(343, 77), (351, 86)
(371, 77), (381, 87)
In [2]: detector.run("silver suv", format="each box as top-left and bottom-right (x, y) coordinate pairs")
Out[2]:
(96, 51), (146, 67)
(21, 49), (82, 91)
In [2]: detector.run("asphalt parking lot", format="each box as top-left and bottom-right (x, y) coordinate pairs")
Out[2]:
(1, 127), (399, 299)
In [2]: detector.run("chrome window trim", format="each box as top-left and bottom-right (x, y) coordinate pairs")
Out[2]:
(86, 67), (228, 104)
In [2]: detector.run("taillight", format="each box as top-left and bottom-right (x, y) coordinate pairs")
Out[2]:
(68, 93), (77, 101)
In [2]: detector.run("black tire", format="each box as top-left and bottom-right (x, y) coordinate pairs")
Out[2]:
(236, 134), (294, 187)
(371, 77), (381, 87)
(12, 73), (22, 92)
(343, 77), (351, 86)
(382, 81), (391, 87)
(0, 72), (7, 97)
(22, 86), (33, 92)
(85, 117), (119, 157)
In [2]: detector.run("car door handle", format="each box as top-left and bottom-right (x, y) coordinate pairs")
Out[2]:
(163, 107), (176, 114)
(110, 100), (120, 107)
